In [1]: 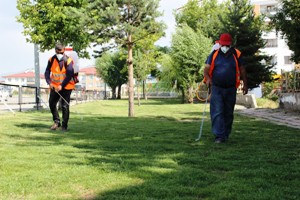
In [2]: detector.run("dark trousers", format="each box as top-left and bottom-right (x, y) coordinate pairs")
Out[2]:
(210, 86), (237, 139)
(49, 89), (72, 128)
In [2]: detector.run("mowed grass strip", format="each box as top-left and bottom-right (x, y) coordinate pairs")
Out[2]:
(0, 99), (299, 200)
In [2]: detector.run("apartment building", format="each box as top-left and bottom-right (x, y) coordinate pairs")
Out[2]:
(78, 66), (106, 91)
(2, 69), (46, 87)
(252, 0), (294, 73)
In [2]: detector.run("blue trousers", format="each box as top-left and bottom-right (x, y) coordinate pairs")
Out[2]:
(210, 86), (237, 139)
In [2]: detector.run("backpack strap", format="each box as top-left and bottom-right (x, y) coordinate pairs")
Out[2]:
(208, 50), (220, 77)
(49, 55), (56, 68)
(233, 48), (242, 88)
(63, 55), (79, 83)
(232, 48), (241, 66)
(63, 55), (69, 68)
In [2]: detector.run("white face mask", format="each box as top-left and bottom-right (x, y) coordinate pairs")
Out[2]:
(56, 54), (64, 61)
(220, 46), (230, 54)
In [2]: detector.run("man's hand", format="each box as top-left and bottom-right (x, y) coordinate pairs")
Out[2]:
(49, 84), (55, 90)
(203, 64), (212, 87)
(56, 85), (62, 92)
(205, 78), (212, 87)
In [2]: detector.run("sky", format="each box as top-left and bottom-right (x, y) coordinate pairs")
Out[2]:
(0, 0), (188, 76)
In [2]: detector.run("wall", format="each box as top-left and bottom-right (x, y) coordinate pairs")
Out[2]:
(236, 94), (258, 108)
(279, 93), (300, 111)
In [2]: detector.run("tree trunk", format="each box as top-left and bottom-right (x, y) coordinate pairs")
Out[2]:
(142, 80), (145, 99)
(112, 86), (117, 99)
(144, 80), (148, 100)
(181, 87), (185, 104)
(117, 84), (122, 99)
(128, 34), (134, 117)
(188, 86), (194, 103)
(137, 81), (140, 106)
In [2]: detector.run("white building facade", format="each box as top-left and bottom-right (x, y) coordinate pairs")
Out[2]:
(252, 0), (294, 73)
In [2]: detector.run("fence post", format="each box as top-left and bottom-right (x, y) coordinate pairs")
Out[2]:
(35, 87), (40, 110)
(18, 85), (22, 112)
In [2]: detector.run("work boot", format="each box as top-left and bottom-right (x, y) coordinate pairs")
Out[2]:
(61, 127), (68, 132)
(50, 122), (60, 130)
(214, 137), (226, 143)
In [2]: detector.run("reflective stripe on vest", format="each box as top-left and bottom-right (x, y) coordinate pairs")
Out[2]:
(50, 57), (75, 90)
(209, 49), (241, 88)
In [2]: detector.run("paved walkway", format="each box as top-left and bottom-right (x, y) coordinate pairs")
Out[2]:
(235, 105), (300, 129)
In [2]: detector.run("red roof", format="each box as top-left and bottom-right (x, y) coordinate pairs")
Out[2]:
(3, 71), (44, 78)
(3, 67), (98, 78)
(80, 66), (97, 75)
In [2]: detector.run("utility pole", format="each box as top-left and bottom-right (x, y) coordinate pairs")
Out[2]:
(34, 43), (41, 109)
(32, 0), (41, 110)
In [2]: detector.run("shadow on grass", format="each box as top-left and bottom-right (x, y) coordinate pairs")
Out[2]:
(134, 98), (183, 105)
(6, 111), (300, 199)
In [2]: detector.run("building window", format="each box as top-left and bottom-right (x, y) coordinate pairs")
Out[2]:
(27, 78), (34, 82)
(261, 5), (276, 15)
(284, 56), (293, 64)
(270, 56), (277, 65)
(267, 6), (274, 12)
(265, 39), (278, 47)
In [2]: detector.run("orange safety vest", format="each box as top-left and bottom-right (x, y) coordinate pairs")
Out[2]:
(49, 56), (75, 90)
(208, 48), (241, 88)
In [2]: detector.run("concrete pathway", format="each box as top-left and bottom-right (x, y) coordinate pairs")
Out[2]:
(235, 105), (300, 129)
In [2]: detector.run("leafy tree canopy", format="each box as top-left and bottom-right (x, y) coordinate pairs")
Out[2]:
(175, 0), (228, 40)
(170, 24), (211, 102)
(271, 0), (300, 63)
(220, 0), (274, 89)
(82, 0), (165, 56)
(16, 0), (90, 57)
(134, 29), (162, 82)
(81, 0), (165, 116)
(95, 51), (127, 99)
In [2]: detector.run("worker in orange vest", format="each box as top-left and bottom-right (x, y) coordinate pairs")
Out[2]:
(204, 33), (248, 143)
(44, 42), (75, 132)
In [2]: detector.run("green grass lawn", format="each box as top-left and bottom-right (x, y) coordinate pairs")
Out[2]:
(0, 99), (299, 200)
(256, 98), (279, 109)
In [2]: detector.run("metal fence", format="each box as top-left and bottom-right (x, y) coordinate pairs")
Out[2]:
(0, 83), (109, 113)
(281, 70), (300, 93)
(0, 82), (180, 113)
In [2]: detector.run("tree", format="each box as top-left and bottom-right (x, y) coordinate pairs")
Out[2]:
(150, 46), (171, 78)
(134, 49), (147, 105)
(271, 0), (300, 63)
(170, 24), (211, 103)
(220, 0), (274, 89)
(95, 51), (127, 99)
(159, 54), (181, 99)
(16, 0), (90, 57)
(175, 0), (228, 40)
(134, 31), (162, 103)
(81, 0), (165, 117)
